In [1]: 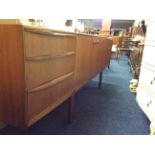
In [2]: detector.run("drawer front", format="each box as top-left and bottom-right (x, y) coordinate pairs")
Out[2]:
(139, 66), (155, 94)
(137, 85), (155, 121)
(25, 54), (75, 89)
(27, 73), (74, 120)
(24, 31), (76, 57)
(142, 45), (155, 65)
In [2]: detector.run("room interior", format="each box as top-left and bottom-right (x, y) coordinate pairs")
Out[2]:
(0, 18), (154, 135)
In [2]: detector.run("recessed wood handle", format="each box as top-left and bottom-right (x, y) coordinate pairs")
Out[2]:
(28, 72), (74, 93)
(26, 51), (75, 61)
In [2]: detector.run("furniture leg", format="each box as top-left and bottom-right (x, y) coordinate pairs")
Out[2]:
(98, 71), (103, 89)
(108, 59), (110, 68)
(68, 93), (75, 124)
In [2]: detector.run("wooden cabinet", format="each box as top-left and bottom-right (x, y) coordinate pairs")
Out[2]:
(75, 35), (112, 91)
(0, 24), (112, 128)
(136, 20), (155, 133)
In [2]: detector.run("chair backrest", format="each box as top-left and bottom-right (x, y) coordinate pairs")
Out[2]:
(112, 36), (124, 46)
(117, 36), (125, 48)
(112, 36), (119, 45)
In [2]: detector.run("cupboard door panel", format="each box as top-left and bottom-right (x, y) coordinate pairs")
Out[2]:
(75, 35), (93, 86)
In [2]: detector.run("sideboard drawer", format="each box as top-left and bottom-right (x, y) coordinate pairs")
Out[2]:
(24, 31), (76, 57)
(139, 66), (155, 94)
(137, 85), (155, 121)
(25, 54), (75, 89)
(27, 73), (74, 120)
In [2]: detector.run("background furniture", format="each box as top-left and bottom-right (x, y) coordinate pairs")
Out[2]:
(120, 36), (132, 58)
(136, 20), (155, 133)
(129, 43), (144, 79)
(0, 24), (112, 128)
(111, 36), (124, 62)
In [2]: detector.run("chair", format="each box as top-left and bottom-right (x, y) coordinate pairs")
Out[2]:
(111, 36), (124, 63)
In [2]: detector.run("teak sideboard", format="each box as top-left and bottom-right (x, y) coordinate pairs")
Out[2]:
(0, 24), (112, 128)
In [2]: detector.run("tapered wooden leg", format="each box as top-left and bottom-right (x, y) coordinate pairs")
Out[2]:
(98, 71), (103, 89)
(108, 59), (110, 69)
(68, 94), (75, 124)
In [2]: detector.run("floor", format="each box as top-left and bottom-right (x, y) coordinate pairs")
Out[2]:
(0, 55), (150, 135)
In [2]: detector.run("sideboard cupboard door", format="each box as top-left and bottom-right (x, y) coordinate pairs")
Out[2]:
(104, 39), (113, 68)
(75, 35), (112, 91)
(92, 37), (102, 75)
(75, 35), (94, 88)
